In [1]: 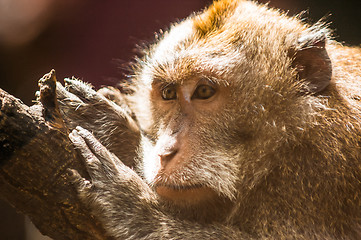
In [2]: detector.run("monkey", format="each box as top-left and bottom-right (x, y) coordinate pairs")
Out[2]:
(66, 0), (361, 239)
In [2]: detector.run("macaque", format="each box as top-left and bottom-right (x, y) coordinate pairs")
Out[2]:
(67, 0), (361, 239)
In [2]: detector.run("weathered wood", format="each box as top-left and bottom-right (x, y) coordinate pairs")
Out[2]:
(0, 70), (138, 240)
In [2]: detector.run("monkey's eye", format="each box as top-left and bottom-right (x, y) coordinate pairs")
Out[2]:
(192, 85), (216, 100)
(161, 85), (177, 100)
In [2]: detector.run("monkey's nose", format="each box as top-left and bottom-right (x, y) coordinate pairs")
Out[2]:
(159, 149), (178, 164)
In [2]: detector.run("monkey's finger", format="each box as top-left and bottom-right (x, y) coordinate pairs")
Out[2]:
(74, 126), (122, 172)
(64, 78), (102, 103)
(71, 126), (123, 182)
(56, 82), (83, 103)
(69, 129), (106, 179)
(66, 168), (93, 194)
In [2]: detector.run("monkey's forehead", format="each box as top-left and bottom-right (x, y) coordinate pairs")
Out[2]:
(149, 4), (304, 60)
(192, 0), (306, 39)
(135, 0), (316, 88)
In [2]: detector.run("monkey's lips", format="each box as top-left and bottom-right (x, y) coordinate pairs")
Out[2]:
(155, 184), (216, 205)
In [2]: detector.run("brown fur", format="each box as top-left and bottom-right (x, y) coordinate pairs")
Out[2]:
(194, 0), (238, 37)
(69, 1), (361, 239)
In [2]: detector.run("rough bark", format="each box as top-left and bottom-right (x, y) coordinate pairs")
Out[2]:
(0, 70), (139, 240)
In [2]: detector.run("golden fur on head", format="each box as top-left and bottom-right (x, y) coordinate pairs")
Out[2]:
(194, 0), (238, 37)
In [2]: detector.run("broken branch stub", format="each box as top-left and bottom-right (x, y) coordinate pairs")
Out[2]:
(0, 70), (111, 240)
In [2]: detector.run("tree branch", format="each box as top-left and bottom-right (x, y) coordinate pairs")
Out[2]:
(0, 70), (139, 240)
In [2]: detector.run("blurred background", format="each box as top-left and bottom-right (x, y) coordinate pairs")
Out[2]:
(0, 0), (359, 239)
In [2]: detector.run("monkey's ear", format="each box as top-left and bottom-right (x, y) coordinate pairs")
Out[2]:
(291, 34), (332, 93)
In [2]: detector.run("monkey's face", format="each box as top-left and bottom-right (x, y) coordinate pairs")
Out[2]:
(140, 74), (243, 206)
(132, 19), (276, 207)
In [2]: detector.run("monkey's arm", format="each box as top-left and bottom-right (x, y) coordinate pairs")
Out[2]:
(68, 127), (247, 240)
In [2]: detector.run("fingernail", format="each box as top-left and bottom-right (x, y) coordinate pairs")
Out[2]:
(71, 129), (79, 136)
(66, 168), (74, 177)
(75, 126), (84, 131)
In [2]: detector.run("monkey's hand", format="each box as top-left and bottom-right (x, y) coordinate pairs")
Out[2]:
(56, 79), (140, 168)
(68, 126), (161, 239)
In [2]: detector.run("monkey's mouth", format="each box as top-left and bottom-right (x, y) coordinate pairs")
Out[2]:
(156, 183), (203, 190)
(154, 183), (216, 205)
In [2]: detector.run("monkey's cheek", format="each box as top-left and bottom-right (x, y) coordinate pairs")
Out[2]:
(155, 186), (217, 205)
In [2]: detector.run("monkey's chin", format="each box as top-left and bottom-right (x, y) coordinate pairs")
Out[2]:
(155, 185), (217, 206)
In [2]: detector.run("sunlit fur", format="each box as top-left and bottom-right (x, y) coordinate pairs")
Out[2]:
(116, 0), (361, 238)
(130, 0), (333, 203)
